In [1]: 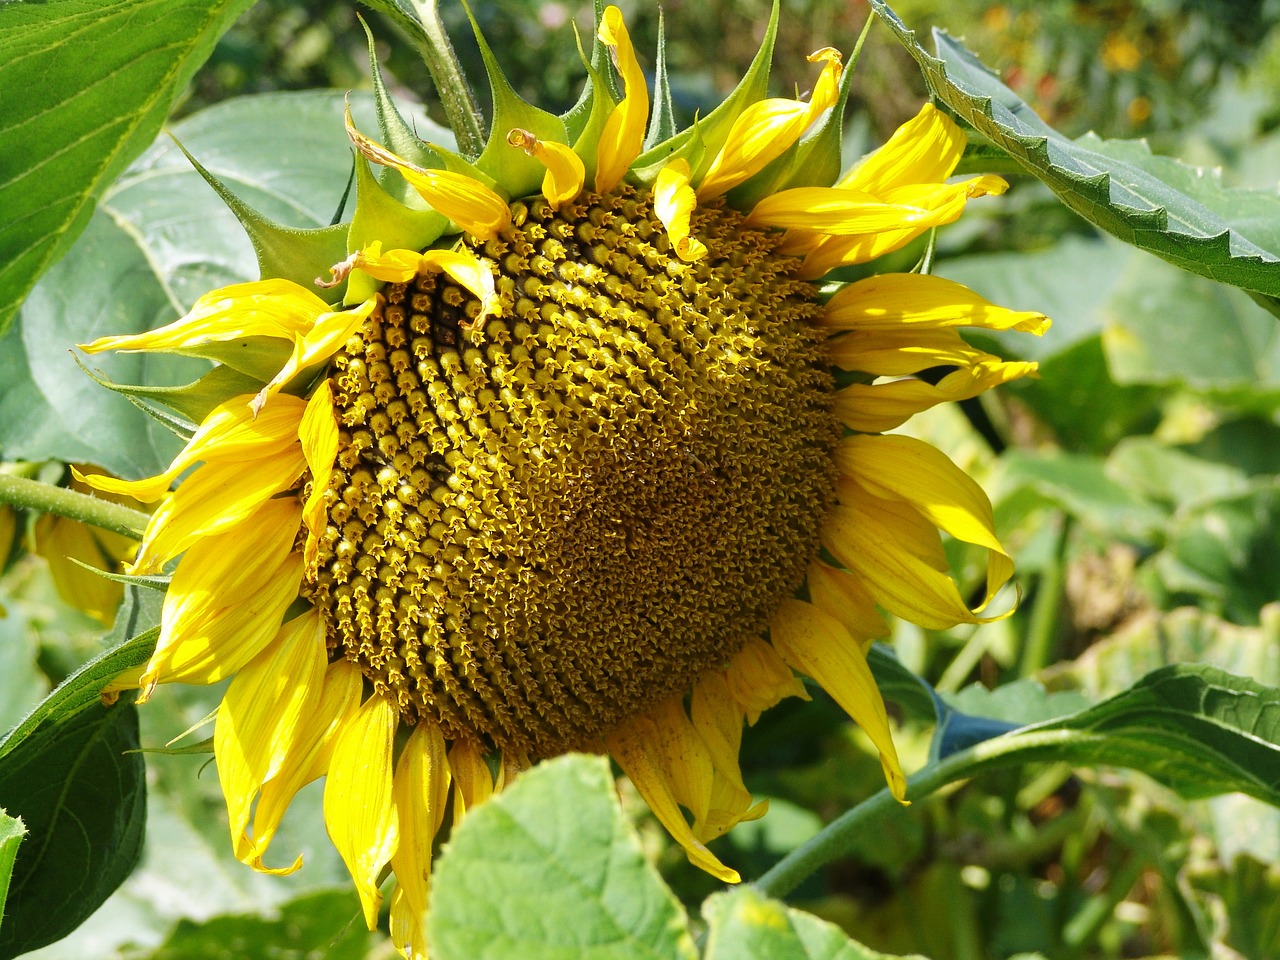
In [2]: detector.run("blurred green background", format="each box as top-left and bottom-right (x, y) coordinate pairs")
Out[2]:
(8, 1), (1280, 958)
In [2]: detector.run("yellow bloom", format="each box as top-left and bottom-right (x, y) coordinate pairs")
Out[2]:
(78, 8), (1047, 957)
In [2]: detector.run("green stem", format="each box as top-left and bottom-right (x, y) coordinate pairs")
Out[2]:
(0, 474), (149, 540)
(410, 0), (486, 159)
(754, 728), (1080, 898)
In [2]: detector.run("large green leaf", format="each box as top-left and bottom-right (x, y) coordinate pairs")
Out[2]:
(0, 697), (146, 960)
(869, 1), (1280, 298)
(0, 587), (157, 958)
(0, 0), (257, 334)
(5, 92), (396, 478)
(962, 664), (1280, 803)
(430, 753), (697, 960)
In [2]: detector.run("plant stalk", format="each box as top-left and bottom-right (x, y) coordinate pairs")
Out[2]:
(0, 474), (149, 540)
(410, 0), (486, 158)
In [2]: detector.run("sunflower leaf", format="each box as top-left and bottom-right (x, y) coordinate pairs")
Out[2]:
(0, 0), (257, 335)
(5, 92), (401, 479)
(0, 699), (145, 960)
(703, 886), (927, 959)
(950, 663), (1280, 803)
(430, 753), (698, 960)
(869, 0), (1280, 298)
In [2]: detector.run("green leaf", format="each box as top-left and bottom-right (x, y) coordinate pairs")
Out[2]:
(703, 886), (927, 960)
(6, 92), (395, 478)
(430, 753), (697, 960)
(969, 664), (1280, 804)
(0, 0), (256, 334)
(999, 450), (1167, 539)
(0, 696), (145, 960)
(0, 811), (24, 940)
(869, 1), (1280, 297)
(867, 644), (937, 722)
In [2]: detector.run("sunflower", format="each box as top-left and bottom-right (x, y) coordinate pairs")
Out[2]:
(77, 7), (1046, 957)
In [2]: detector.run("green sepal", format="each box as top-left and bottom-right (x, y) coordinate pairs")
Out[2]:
(644, 9), (677, 150)
(566, 33), (617, 190)
(128, 737), (213, 757)
(361, 14), (441, 207)
(462, 0), (568, 197)
(171, 138), (351, 299)
(632, 0), (780, 179)
(346, 155), (449, 305)
(561, 0), (612, 141)
(73, 354), (269, 426)
(67, 561), (170, 592)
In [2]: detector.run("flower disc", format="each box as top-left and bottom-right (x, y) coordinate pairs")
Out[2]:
(309, 186), (839, 758)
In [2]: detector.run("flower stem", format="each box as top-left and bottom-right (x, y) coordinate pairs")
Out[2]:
(753, 728), (1080, 898)
(0, 474), (149, 540)
(410, 0), (486, 159)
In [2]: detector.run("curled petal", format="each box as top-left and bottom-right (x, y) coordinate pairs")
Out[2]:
(697, 47), (842, 200)
(299, 380), (339, 574)
(449, 738), (495, 826)
(839, 102), (965, 194)
(346, 107), (510, 240)
(390, 721), (450, 960)
(252, 298), (379, 415)
(74, 394), (306, 504)
(251, 659), (364, 870)
(837, 434), (1013, 610)
(722, 636), (809, 724)
(507, 128), (585, 209)
(805, 560), (887, 646)
(595, 5), (649, 193)
(653, 160), (707, 262)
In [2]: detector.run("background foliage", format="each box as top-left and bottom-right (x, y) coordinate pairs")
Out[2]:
(4, 0), (1280, 958)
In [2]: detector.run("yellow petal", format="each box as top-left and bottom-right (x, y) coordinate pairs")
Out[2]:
(822, 500), (991, 631)
(805, 559), (887, 647)
(140, 498), (303, 695)
(389, 721), (450, 959)
(75, 395), (307, 503)
(698, 47), (843, 200)
(252, 658), (364, 870)
(827, 326), (985, 376)
(722, 636), (809, 724)
(79, 279), (327, 354)
(33, 514), (129, 624)
(770, 599), (907, 801)
(653, 160), (708, 262)
(688, 674), (765, 841)
(595, 5), (649, 193)
(507, 128), (585, 209)
(346, 108), (510, 240)
(300, 380), (338, 573)
(448, 737), (495, 826)
(214, 609), (326, 872)
(390, 884), (428, 960)
(823, 272), (1049, 334)
(839, 102), (964, 194)
(324, 692), (401, 930)
(747, 187), (941, 235)
(833, 358), (1039, 433)
(838, 435), (1013, 609)
(606, 708), (740, 883)
(253, 298), (379, 415)
(131, 451), (306, 574)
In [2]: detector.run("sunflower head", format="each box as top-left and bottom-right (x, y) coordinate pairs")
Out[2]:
(78, 7), (1046, 957)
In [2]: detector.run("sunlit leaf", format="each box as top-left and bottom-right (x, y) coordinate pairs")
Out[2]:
(870, 1), (1280, 297)
(0, 0), (256, 333)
